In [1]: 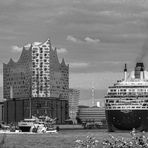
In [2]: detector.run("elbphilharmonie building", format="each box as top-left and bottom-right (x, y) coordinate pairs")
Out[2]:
(3, 39), (69, 124)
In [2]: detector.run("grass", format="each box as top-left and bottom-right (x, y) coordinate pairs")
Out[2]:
(0, 129), (146, 148)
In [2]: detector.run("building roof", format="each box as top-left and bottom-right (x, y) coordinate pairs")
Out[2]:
(4, 39), (68, 68)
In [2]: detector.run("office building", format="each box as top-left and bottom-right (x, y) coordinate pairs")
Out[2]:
(68, 89), (80, 123)
(78, 106), (106, 122)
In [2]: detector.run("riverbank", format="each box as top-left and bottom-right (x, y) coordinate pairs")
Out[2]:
(56, 124), (83, 130)
(0, 129), (142, 148)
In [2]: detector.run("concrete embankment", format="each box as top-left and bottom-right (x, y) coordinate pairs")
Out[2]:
(56, 124), (83, 130)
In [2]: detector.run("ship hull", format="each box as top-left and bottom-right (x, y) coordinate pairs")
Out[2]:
(19, 126), (31, 132)
(106, 109), (148, 132)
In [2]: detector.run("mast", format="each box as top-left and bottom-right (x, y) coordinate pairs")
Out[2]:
(91, 81), (95, 107)
(29, 76), (32, 118)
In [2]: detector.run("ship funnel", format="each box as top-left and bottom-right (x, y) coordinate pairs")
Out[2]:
(135, 62), (144, 79)
(124, 64), (127, 81)
(140, 66), (144, 80)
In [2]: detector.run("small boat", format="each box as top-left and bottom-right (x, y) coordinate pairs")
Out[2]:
(18, 116), (57, 133)
(18, 118), (36, 132)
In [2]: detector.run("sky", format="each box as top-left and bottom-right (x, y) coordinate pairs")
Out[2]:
(1, 0), (148, 106)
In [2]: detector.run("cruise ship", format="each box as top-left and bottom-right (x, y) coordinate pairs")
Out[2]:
(105, 62), (148, 132)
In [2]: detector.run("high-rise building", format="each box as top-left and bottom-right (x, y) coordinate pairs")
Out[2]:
(3, 39), (69, 100)
(68, 89), (80, 123)
(3, 39), (69, 123)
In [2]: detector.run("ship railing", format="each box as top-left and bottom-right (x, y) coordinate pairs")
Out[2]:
(106, 101), (148, 104)
(106, 94), (148, 97)
(106, 102), (148, 106)
(105, 99), (148, 103)
(105, 104), (148, 110)
(106, 102), (148, 105)
(105, 107), (148, 110)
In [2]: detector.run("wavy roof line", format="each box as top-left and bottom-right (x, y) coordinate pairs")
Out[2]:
(4, 39), (69, 68)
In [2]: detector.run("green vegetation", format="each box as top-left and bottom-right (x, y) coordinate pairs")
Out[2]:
(0, 130), (148, 148)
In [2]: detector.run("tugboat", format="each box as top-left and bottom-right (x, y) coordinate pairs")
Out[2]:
(105, 62), (148, 132)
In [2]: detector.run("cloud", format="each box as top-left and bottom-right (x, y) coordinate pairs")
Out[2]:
(33, 42), (42, 46)
(67, 35), (100, 44)
(12, 42), (68, 55)
(119, 33), (148, 39)
(57, 48), (68, 54)
(69, 72), (122, 90)
(101, 60), (130, 65)
(0, 0), (16, 5)
(98, 10), (127, 18)
(84, 37), (100, 43)
(25, 42), (42, 47)
(25, 42), (45, 47)
(69, 62), (89, 68)
(11, 45), (22, 52)
(12, 42), (42, 52)
(66, 35), (81, 43)
(24, 44), (31, 48)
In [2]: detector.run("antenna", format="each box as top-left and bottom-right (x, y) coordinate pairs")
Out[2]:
(91, 81), (95, 107)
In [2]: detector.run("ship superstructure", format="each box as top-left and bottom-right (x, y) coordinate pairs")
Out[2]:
(105, 62), (148, 131)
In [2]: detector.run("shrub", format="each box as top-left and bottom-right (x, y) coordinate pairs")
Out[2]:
(75, 129), (148, 148)
(75, 135), (99, 148)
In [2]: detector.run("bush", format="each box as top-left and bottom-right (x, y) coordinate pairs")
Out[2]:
(75, 129), (148, 148)
(75, 135), (99, 148)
